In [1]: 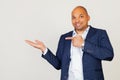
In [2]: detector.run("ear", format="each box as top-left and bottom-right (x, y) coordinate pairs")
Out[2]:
(88, 15), (90, 21)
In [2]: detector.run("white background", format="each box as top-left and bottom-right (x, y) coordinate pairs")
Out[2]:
(0, 0), (120, 80)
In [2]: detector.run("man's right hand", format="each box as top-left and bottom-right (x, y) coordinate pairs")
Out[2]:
(25, 40), (47, 53)
(65, 34), (84, 48)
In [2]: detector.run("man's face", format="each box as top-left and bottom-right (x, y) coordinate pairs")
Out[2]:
(72, 8), (90, 31)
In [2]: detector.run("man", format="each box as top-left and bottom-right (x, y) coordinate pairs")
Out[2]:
(25, 6), (114, 80)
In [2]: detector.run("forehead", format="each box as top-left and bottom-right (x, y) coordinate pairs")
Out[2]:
(72, 7), (87, 16)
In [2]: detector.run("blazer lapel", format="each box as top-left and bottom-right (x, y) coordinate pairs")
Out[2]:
(85, 26), (96, 41)
(64, 31), (73, 59)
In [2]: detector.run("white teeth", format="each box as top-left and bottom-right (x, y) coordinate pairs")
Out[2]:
(76, 23), (80, 26)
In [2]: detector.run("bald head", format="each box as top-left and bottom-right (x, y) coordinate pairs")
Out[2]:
(72, 6), (88, 15)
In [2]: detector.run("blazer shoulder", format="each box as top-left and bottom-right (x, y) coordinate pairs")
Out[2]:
(61, 31), (73, 37)
(90, 26), (107, 34)
(58, 31), (73, 41)
(91, 26), (105, 31)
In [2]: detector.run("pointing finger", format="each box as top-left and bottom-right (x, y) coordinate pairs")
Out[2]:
(65, 37), (73, 40)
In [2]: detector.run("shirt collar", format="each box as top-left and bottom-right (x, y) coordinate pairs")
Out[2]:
(72, 25), (90, 36)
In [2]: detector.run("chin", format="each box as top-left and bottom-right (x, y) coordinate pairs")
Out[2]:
(75, 27), (83, 30)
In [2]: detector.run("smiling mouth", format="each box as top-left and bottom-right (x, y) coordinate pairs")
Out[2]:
(76, 23), (80, 27)
(75, 23), (82, 27)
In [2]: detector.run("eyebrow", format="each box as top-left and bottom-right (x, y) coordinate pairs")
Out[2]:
(72, 14), (84, 17)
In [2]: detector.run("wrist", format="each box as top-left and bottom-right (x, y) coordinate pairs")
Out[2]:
(42, 48), (48, 55)
(42, 47), (47, 52)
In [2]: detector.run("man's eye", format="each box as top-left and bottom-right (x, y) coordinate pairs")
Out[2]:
(72, 17), (75, 19)
(80, 15), (84, 18)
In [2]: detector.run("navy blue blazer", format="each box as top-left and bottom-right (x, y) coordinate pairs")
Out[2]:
(42, 26), (114, 80)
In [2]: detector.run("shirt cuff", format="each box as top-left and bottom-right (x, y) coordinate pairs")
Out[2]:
(42, 48), (48, 55)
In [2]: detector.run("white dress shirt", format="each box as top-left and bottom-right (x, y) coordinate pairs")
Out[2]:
(68, 26), (90, 80)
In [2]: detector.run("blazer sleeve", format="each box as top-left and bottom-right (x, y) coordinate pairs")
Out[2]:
(83, 30), (114, 61)
(42, 35), (65, 70)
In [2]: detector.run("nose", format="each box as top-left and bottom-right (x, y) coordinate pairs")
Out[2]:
(75, 18), (80, 23)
